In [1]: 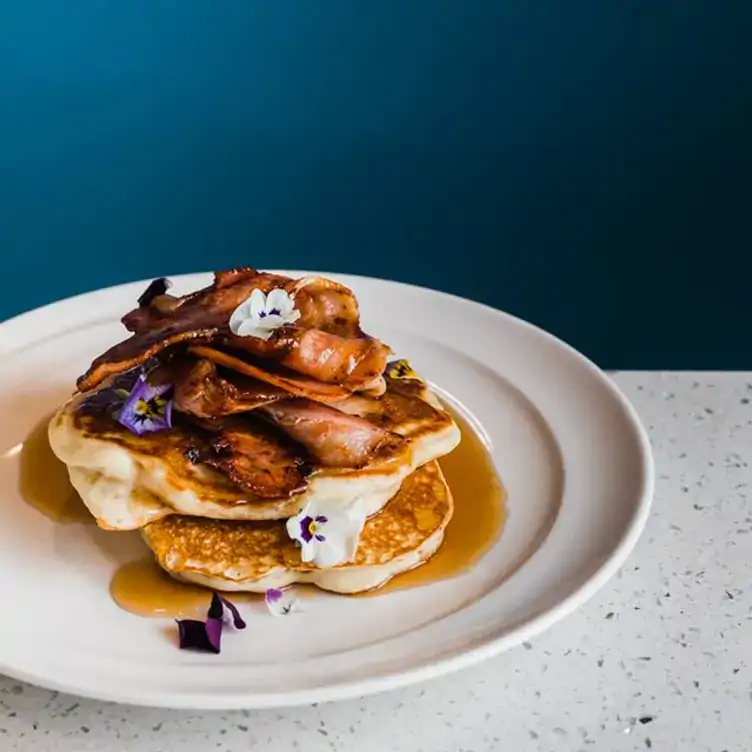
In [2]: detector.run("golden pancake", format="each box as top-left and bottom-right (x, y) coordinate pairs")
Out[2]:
(141, 461), (452, 594)
(48, 373), (459, 530)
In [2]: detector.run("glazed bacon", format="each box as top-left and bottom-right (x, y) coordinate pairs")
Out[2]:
(189, 346), (353, 402)
(258, 399), (407, 469)
(171, 360), (406, 469)
(173, 359), (287, 419)
(226, 328), (388, 390)
(77, 268), (388, 395)
(288, 276), (362, 337)
(78, 268), (278, 391)
(200, 417), (309, 499)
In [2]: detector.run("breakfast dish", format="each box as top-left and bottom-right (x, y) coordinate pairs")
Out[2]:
(48, 268), (461, 595)
(0, 269), (652, 708)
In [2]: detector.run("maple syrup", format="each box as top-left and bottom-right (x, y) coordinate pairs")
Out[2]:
(110, 557), (262, 618)
(19, 413), (93, 524)
(367, 406), (506, 594)
(26, 401), (505, 614)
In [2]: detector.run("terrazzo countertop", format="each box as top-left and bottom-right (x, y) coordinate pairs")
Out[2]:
(1, 372), (749, 751)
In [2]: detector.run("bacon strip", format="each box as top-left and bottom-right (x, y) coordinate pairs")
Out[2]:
(77, 269), (275, 391)
(289, 276), (362, 337)
(173, 359), (287, 419)
(188, 346), (352, 401)
(199, 416), (309, 498)
(258, 399), (407, 468)
(77, 269), (384, 394)
(226, 328), (389, 391)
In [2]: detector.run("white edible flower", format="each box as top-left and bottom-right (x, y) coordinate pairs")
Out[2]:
(286, 499), (366, 568)
(229, 288), (301, 340)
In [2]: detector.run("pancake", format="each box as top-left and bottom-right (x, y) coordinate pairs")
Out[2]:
(48, 374), (460, 530)
(141, 461), (452, 594)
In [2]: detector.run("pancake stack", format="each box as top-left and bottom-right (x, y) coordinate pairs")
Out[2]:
(49, 269), (460, 594)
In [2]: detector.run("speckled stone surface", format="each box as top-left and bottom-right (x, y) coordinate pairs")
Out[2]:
(1, 373), (749, 752)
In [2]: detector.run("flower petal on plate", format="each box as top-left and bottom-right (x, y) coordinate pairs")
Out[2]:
(207, 592), (224, 619)
(219, 596), (247, 629)
(176, 619), (221, 654)
(264, 588), (298, 617)
(175, 593), (246, 654)
(204, 617), (223, 653)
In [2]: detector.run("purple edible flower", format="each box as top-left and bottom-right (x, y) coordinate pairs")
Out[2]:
(298, 514), (328, 543)
(79, 367), (143, 417)
(117, 374), (173, 436)
(176, 593), (246, 654)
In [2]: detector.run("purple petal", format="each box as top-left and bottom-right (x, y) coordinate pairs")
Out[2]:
(316, 515), (328, 524)
(265, 588), (283, 605)
(219, 596), (247, 629)
(80, 367), (142, 416)
(208, 592), (224, 619)
(111, 367), (145, 392)
(175, 592), (244, 654)
(204, 617), (223, 652)
(264, 588), (298, 617)
(176, 619), (220, 654)
(298, 515), (314, 543)
(117, 374), (174, 436)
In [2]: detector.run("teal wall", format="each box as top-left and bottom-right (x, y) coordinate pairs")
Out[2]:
(1, 2), (750, 367)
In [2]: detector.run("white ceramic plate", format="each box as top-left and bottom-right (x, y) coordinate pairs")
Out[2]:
(0, 271), (653, 709)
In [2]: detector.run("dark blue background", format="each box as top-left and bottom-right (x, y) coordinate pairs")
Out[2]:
(2, 2), (750, 367)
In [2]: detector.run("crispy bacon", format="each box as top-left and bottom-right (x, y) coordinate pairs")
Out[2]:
(200, 416), (309, 498)
(189, 346), (352, 401)
(77, 269), (272, 391)
(226, 328), (389, 390)
(123, 294), (182, 332)
(258, 399), (407, 468)
(77, 269), (385, 395)
(289, 276), (362, 337)
(173, 359), (287, 419)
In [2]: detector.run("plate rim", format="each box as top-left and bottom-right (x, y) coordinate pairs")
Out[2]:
(0, 270), (655, 709)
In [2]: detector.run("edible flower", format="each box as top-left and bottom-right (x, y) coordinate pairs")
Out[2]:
(286, 499), (366, 568)
(264, 588), (299, 617)
(79, 368), (142, 418)
(386, 359), (419, 380)
(176, 593), (246, 654)
(117, 373), (173, 436)
(229, 288), (301, 341)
